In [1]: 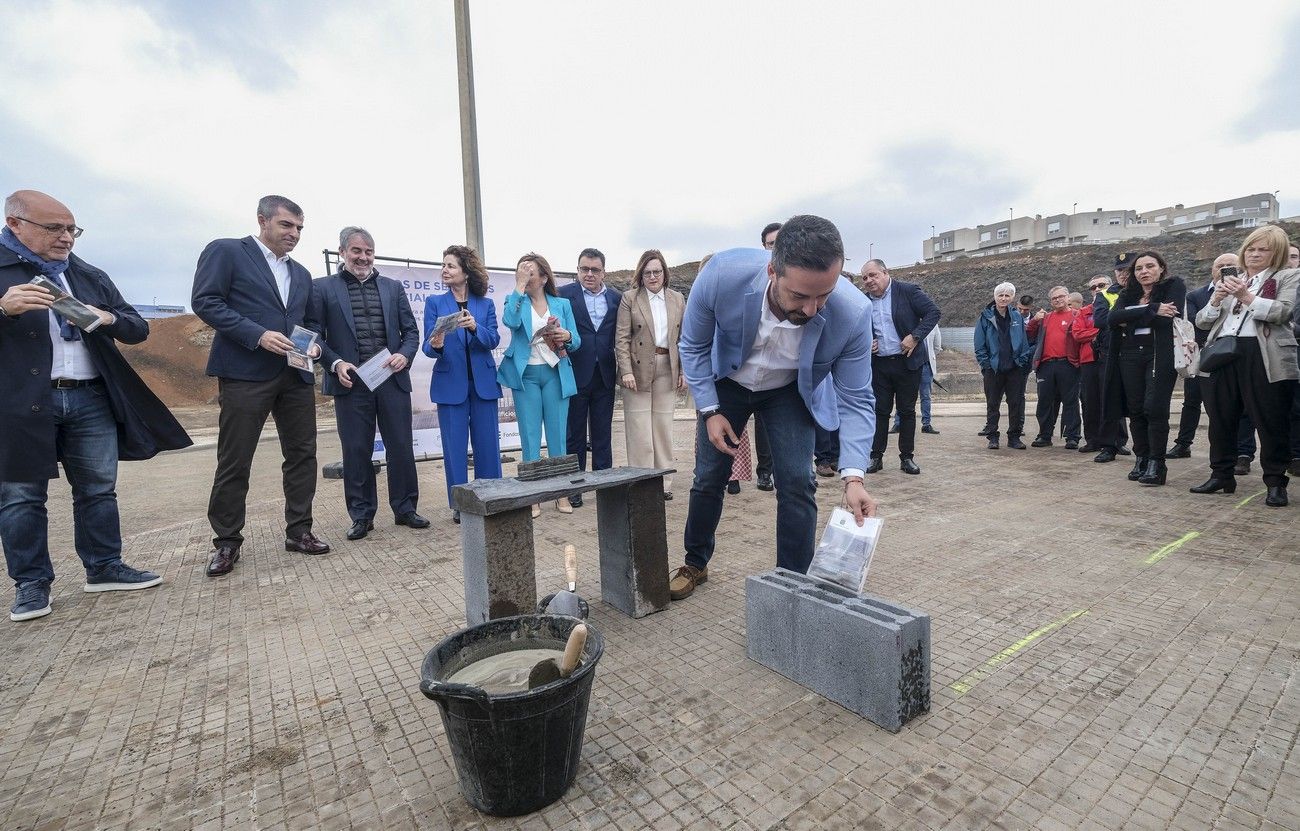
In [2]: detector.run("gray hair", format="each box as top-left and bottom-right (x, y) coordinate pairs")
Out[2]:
(994, 281), (1015, 296)
(257, 194), (303, 220)
(865, 258), (887, 272)
(339, 226), (375, 249)
(3, 192), (29, 217)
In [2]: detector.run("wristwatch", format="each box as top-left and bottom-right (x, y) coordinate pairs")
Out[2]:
(697, 407), (719, 419)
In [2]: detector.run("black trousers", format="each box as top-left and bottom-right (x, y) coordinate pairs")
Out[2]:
(1118, 342), (1176, 460)
(1095, 349), (1130, 451)
(1202, 339), (1295, 486)
(871, 355), (921, 458)
(1079, 361), (1103, 446)
(754, 414), (773, 479)
(1174, 374), (1203, 447)
(566, 372), (615, 471)
(981, 367), (1026, 440)
(335, 379), (418, 522)
(814, 424), (839, 465)
(1034, 359), (1080, 442)
(209, 367), (317, 547)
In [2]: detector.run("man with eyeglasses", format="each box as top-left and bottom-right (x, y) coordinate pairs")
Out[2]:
(557, 249), (622, 509)
(0, 190), (191, 622)
(192, 195), (329, 577)
(1027, 286), (1082, 449)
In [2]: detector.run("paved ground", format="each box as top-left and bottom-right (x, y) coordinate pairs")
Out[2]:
(1, 403), (1297, 831)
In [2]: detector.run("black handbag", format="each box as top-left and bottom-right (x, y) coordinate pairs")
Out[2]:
(1198, 309), (1252, 373)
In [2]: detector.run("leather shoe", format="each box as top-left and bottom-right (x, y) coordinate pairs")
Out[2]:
(756, 474), (774, 491)
(866, 457), (884, 474)
(1189, 478), (1236, 495)
(1077, 444), (1099, 453)
(1094, 448), (1117, 463)
(726, 480), (741, 494)
(346, 519), (374, 540)
(1115, 446), (1132, 456)
(1031, 437), (1052, 448)
(922, 424), (939, 435)
(1234, 456), (1252, 476)
(569, 493), (584, 508)
(452, 510), (461, 525)
(1064, 440), (1079, 450)
(1265, 485), (1288, 507)
(900, 458), (921, 475)
(668, 565), (707, 601)
(815, 462), (837, 477)
(206, 545), (239, 577)
(663, 492), (673, 501)
(1167, 444), (1192, 459)
(285, 532), (330, 555)
(1007, 438), (1027, 450)
(395, 512), (430, 529)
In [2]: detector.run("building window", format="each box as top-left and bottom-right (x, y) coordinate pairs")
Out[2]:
(1218, 206), (1233, 217)
(996, 229), (1008, 240)
(1047, 221), (1061, 234)
(1108, 218), (1122, 226)
(1173, 216), (1187, 225)
(1240, 218), (1258, 228)
(1261, 200), (1270, 208)
(1196, 211), (1210, 220)
(1092, 218), (1099, 225)
(980, 231), (992, 242)
(1154, 214), (1167, 222)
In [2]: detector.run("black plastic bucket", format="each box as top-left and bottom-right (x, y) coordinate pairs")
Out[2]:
(419, 615), (604, 816)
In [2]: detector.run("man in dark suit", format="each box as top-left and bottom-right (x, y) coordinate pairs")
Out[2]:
(558, 248), (622, 509)
(192, 195), (329, 578)
(1, 190), (191, 621)
(1170, 253), (1236, 458)
(307, 227), (424, 541)
(861, 259), (941, 474)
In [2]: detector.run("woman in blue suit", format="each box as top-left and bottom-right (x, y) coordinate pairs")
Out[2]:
(496, 252), (581, 516)
(423, 245), (502, 524)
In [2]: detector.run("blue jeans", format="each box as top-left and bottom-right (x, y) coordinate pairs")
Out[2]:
(894, 363), (933, 428)
(684, 380), (817, 573)
(1, 385), (122, 586)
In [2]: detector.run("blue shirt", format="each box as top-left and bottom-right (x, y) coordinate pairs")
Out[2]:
(583, 286), (609, 330)
(871, 280), (901, 356)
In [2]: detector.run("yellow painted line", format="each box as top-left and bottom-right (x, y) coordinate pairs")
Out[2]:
(1143, 531), (1201, 565)
(949, 609), (1089, 696)
(1235, 490), (1267, 509)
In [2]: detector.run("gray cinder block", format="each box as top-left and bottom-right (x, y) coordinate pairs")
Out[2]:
(595, 478), (670, 617)
(745, 568), (930, 732)
(461, 507), (537, 625)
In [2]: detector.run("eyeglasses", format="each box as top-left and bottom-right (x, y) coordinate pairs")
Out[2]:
(577, 266), (603, 275)
(1090, 284), (1107, 291)
(12, 216), (84, 238)
(643, 269), (664, 278)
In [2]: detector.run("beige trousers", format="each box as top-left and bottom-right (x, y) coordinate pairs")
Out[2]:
(623, 353), (676, 492)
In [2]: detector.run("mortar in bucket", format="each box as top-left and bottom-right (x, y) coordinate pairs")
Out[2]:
(419, 614), (604, 816)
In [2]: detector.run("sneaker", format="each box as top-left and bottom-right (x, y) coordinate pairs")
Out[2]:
(756, 474), (774, 491)
(921, 424), (940, 435)
(11, 580), (52, 621)
(1007, 438), (1027, 450)
(668, 565), (707, 601)
(84, 562), (163, 593)
(986, 438), (999, 450)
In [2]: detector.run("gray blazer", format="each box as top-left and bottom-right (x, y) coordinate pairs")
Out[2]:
(1195, 267), (1299, 382)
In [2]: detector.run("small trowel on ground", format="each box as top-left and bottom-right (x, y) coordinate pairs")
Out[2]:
(527, 623), (587, 689)
(544, 544), (584, 618)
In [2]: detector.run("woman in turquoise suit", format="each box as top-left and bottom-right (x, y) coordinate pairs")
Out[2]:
(422, 245), (502, 524)
(496, 252), (581, 516)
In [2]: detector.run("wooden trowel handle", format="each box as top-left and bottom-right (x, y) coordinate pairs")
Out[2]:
(560, 623), (587, 677)
(564, 544), (577, 591)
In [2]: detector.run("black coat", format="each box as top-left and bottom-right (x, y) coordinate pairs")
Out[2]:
(0, 249), (192, 482)
(1100, 276), (1187, 421)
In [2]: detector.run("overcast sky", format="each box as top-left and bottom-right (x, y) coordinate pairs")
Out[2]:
(3, 0), (1297, 307)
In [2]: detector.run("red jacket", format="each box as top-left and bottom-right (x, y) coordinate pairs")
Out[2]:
(1069, 305), (1098, 365)
(1027, 310), (1081, 369)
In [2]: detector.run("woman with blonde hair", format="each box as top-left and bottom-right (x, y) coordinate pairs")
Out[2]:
(1192, 225), (1299, 505)
(615, 249), (686, 499)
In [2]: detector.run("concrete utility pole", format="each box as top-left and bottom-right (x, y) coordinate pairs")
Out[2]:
(454, 0), (485, 256)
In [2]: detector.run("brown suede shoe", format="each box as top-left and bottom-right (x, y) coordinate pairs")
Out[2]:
(668, 565), (707, 601)
(285, 532), (330, 555)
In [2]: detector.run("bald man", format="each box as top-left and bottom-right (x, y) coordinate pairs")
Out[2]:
(0, 190), (190, 621)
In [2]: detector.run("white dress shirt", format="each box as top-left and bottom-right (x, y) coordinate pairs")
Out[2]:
(48, 274), (99, 381)
(648, 289), (669, 348)
(1202, 269), (1273, 339)
(253, 236), (291, 306)
(729, 287), (802, 391)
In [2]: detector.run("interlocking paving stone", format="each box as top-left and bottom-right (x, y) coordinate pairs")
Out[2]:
(0, 405), (1296, 829)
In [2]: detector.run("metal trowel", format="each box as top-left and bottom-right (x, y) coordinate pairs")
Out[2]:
(544, 544), (583, 618)
(527, 623), (587, 689)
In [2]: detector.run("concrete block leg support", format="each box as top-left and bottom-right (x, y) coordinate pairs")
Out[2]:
(595, 477), (670, 617)
(460, 507), (536, 626)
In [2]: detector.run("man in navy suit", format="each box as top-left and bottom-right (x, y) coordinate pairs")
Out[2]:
(307, 227), (424, 541)
(1170, 253), (1236, 458)
(558, 248), (622, 509)
(861, 259), (941, 475)
(192, 195), (330, 578)
(673, 215), (878, 600)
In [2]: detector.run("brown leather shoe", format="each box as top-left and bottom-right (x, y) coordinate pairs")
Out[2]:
(206, 545), (239, 577)
(285, 532), (330, 555)
(668, 565), (707, 601)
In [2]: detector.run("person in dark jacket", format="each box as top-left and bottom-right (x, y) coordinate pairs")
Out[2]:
(1101, 251), (1186, 486)
(1169, 254), (1236, 458)
(1070, 281), (1107, 452)
(0, 190), (191, 622)
(1091, 254), (1134, 462)
(973, 282), (1033, 449)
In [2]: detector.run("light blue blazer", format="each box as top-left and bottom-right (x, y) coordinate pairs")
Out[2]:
(679, 248), (876, 472)
(422, 291), (502, 404)
(496, 291), (582, 398)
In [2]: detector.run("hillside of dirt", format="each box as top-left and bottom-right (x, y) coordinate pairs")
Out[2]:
(609, 221), (1300, 326)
